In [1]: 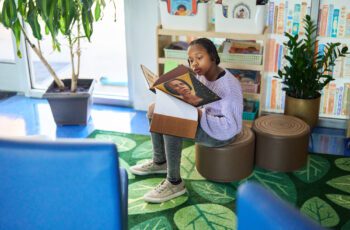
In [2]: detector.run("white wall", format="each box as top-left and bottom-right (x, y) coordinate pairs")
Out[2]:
(124, 0), (159, 111)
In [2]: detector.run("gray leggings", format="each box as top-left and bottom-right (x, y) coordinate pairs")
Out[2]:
(150, 121), (234, 182)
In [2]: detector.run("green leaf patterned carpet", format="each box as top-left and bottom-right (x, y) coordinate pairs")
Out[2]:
(89, 130), (350, 230)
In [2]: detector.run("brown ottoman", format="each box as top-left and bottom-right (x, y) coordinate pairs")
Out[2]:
(252, 114), (310, 172)
(195, 126), (255, 182)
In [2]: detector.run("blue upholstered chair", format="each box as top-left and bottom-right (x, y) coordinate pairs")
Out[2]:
(237, 182), (325, 230)
(0, 137), (128, 230)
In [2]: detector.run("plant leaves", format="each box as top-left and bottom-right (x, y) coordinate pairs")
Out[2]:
(81, 0), (93, 41)
(326, 194), (350, 210)
(293, 155), (330, 183)
(174, 204), (236, 230)
(300, 197), (339, 228)
(180, 145), (205, 180)
(190, 180), (236, 204)
(335, 158), (350, 172)
(118, 157), (135, 179)
(128, 178), (188, 215)
(245, 168), (297, 203)
(130, 216), (172, 230)
(27, 1), (42, 40)
(327, 175), (350, 194)
(94, 134), (136, 152)
(131, 140), (153, 159)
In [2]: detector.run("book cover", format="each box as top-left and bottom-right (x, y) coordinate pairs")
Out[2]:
(168, 0), (197, 16)
(141, 64), (221, 107)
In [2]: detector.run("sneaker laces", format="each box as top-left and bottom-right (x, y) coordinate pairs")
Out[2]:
(154, 180), (169, 193)
(141, 161), (154, 169)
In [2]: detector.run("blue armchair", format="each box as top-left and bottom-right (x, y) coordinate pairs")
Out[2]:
(0, 137), (128, 230)
(237, 182), (325, 230)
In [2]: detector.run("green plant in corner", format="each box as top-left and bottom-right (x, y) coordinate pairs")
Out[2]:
(0, 0), (116, 92)
(276, 15), (349, 99)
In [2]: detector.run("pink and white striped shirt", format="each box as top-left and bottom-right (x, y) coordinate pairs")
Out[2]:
(198, 69), (243, 140)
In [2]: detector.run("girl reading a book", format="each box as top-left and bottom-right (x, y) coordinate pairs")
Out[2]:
(130, 38), (243, 203)
(163, 78), (203, 106)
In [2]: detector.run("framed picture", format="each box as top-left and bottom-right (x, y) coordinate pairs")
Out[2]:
(233, 3), (251, 19)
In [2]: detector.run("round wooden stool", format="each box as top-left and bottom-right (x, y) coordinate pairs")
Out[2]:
(252, 114), (310, 172)
(195, 126), (255, 182)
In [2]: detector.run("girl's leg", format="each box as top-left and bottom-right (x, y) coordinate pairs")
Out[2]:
(150, 131), (166, 164)
(163, 134), (183, 182)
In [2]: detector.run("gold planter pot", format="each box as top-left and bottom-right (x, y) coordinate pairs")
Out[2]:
(284, 95), (321, 128)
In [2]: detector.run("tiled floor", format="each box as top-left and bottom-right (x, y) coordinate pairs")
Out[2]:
(0, 95), (349, 156)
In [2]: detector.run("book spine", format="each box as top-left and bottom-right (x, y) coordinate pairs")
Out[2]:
(327, 4), (334, 37)
(320, 5), (329, 37)
(292, 3), (301, 35)
(299, 2), (307, 35)
(336, 86), (344, 115)
(276, 2), (285, 35)
(331, 9), (340, 38)
(274, 5), (279, 33)
(286, 1), (294, 34)
(346, 13), (350, 37)
(268, 1), (275, 33)
(337, 6), (347, 37)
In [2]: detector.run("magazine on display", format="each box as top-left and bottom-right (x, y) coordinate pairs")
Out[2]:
(140, 64), (221, 138)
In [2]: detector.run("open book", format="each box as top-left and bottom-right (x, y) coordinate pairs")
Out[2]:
(141, 64), (221, 138)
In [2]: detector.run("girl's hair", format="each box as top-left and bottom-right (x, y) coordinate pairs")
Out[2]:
(164, 79), (192, 96)
(189, 38), (220, 65)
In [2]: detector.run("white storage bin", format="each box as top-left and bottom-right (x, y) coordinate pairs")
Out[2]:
(214, 3), (267, 34)
(159, 0), (208, 31)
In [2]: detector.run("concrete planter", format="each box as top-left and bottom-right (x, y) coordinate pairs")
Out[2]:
(43, 79), (95, 125)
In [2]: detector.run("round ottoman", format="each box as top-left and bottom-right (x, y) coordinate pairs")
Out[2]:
(252, 114), (310, 172)
(195, 126), (255, 182)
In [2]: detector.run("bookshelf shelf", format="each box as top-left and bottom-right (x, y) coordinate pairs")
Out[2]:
(156, 25), (268, 123)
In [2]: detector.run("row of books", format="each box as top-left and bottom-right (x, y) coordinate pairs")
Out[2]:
(266, 0), (311, 35)
(320, 81), (350, 116)
(265, 38), (350, 79)
(263, 75), (350, 117)
(318, 0), (350, 38)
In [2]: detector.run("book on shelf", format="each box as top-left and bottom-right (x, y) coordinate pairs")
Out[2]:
(222, 39), (262, 55)
(318, 0), (350, 38)
(167, 0), (197, 16)
(140, 64), (221, 138)
(267, 0), (311, 36)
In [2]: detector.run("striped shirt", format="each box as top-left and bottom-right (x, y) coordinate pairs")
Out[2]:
(197, 69), (243, 141)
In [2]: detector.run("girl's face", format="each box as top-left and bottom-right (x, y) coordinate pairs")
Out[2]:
(187, 44), (214, 76)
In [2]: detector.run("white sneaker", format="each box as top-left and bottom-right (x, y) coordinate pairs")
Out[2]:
(129, 160), (167, 175)
(143, 179), (187, 203)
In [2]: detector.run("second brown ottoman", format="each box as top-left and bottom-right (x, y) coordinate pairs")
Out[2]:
(195, 126), (255, 182)
(252, 114), (310, 172)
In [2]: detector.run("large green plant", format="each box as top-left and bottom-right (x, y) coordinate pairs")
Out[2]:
(0, 0), (115, 92)
(276, 15), (348, 99)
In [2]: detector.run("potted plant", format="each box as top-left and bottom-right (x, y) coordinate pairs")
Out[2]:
(276, 15), (348, 128)
(0, 0), (115, 125)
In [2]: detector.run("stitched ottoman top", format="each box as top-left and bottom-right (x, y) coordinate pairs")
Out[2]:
(228, 126), (254, 146)
(253, 115), (310, 137)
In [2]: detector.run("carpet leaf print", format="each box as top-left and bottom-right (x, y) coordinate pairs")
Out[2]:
(174, 204), (236, 230)
(130, 216), (172, 230)
(326, 194), (350, 210)
(247, 169), (297, 203)
(128, 178), (188, 215)
(335, 158), (350, 172)
(94, 134), (136, 152)
(131, 140), (153, 159)
(301, 197), (339, 228)
(293, 155), (330, 183)
(327, 175), (350, 194)
(341, 220), (350, 230)
(180, 146), (204, 180)
(119, 157), (135, 179)
(190, 181), (236, 204)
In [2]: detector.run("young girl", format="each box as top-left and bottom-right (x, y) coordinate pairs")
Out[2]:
(130, 38), (243, 203)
